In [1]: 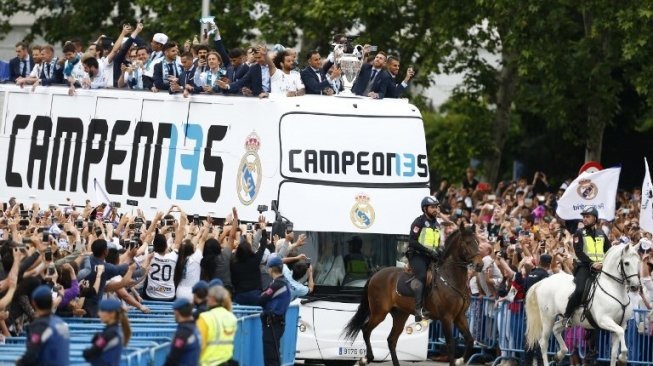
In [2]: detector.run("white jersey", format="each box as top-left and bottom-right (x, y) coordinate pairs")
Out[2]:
(270, 69), (305, 94)
(146, 251), (178, 300)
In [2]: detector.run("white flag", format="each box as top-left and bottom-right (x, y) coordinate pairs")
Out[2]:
(556, 167), (621, 221)
(93, 178), (112, 219)
(640, 158), (653, 233)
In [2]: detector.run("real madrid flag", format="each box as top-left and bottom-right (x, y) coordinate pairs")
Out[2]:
(640, 158), (653, 233)
(556, 167), (621, 221)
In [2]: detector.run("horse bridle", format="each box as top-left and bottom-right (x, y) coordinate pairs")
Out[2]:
(601, 255), (640, 288)
(432, 235), (480, 301)
(592, 251), (640, 327)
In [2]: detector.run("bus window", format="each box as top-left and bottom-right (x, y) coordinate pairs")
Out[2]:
(286, 232), (409, 289)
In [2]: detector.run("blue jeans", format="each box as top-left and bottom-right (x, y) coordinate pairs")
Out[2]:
(234, 289), (260, 306)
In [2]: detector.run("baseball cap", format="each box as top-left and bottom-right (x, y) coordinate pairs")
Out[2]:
(192, 280), (209, 293)
(152, 33), (168, 45)
(31, 285), (52, 302)
(267, 254), (283, 268)
(99, 298), (122, 312)
(208, 278), (224, 288)
(172, 298), (191, 310)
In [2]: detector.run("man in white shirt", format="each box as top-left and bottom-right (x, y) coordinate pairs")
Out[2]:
(269, 50), (305, 97)
(145, 234), (178, 301)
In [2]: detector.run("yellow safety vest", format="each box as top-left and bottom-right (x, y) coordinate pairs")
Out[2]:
(584, 235), (605, 262)
(418, 226), (441, 250)
(199, 306), (238, 365)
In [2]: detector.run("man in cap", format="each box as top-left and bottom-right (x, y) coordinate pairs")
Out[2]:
(143, 32), (168, 89)
(259, 255), (291, 366)
(407, 196), (445, 321)
(192, 280), (209, 319)
(563, 206), (610, 327)
(165, 298), (201, 366)
(17, 285), (70, 366)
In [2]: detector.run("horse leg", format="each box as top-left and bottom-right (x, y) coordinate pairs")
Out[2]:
(537, 316), (558, 366)
(440, 317), (457, 366)
(360, 310), (386, 365)
(596, 317), (627, 366)
(551, 318), (569, 361)
(387, 309), (410, 366)
(454, 311), (473, 365)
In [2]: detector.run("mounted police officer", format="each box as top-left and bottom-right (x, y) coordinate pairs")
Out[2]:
(17, 285), (70, 366)
(407, 196), (444, 322)
(563, 206), (610, 327)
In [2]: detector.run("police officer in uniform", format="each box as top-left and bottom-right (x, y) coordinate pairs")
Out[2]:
(17, 285), (70, 366)
(407, 196), (443, 321)
(83, 298), (131, 366)
(196, 285), (238, 366)
(563, 206), (610, 326)
(259, 255), (292, 366)
(165, 298), (202, 366)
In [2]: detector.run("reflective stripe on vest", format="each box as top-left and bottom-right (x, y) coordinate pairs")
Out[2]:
(584, 235), (605, 262)
(418, 227), (441, 249)
(200, 307), (237, 365)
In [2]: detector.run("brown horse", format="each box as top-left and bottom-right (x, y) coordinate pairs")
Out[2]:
(342, 225), (483, 366)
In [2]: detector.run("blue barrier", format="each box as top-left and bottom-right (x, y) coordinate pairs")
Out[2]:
(428, 296), (653, 365)
(1, 300), (299, 365)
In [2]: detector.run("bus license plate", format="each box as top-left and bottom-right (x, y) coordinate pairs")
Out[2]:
(338, 347), (366, 356)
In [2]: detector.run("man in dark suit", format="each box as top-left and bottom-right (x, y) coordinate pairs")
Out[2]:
(351, 51), (393, 99)
(216, 45), (270, 97)
(153, 41), (182, 93)
(301, 50), (342, 95)
(10, 42), (34, 83)
(227, 49), (249, 83)
(385, 56), (415, 98)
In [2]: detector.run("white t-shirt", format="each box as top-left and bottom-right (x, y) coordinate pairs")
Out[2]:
(146, 251), (178, 300)
(175, 249), (203, 301)
(270, 70), (305, 94)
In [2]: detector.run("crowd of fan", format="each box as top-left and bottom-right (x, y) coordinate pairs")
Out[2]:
(6, 20), (414, 99)
(430, 168), (653, 365)
(0, 196), (314, 364)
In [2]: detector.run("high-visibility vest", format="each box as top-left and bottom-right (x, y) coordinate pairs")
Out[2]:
(584, 235), (605, 262)
(199, 307), (237, 365)
(418, 226), (441, 250)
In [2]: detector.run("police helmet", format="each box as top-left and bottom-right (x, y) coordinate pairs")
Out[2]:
(581, 206), (599, 219)
(421, 196), (439, 210)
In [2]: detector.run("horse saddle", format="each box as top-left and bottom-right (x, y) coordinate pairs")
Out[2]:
(396, 265), (433, 297)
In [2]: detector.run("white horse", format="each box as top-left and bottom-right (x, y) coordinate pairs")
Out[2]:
(525, 243), (642, 366)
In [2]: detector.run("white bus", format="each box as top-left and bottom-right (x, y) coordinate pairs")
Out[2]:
(0, 85), (431, 364)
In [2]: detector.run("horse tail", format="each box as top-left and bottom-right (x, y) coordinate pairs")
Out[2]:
(342, 278), (371, 341)
(525, 282), (543, 348)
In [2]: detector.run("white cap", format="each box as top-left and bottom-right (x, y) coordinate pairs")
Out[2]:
(640, 238), (652, 251)
(152, 33), (168, 45)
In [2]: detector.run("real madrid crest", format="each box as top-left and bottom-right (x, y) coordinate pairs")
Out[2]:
(237, 131), (262, 205)
(576, 178), (598, 200)
(350, 193), (375, 229)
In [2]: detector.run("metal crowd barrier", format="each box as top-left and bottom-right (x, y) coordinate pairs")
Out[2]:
(0, 299), (299, 366)
(428, 296), (653, 365)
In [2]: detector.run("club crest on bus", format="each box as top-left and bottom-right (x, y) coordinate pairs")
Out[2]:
(576, 178), (598, 200)
(237, 132), (262, 205)
(350, 193), (375, 229)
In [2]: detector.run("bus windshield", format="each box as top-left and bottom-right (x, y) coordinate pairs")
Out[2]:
(292, 232), (409, 292)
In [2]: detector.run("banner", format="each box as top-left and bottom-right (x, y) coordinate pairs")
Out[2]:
(640, 158), (653, 233)
(556, 167), (620, 221)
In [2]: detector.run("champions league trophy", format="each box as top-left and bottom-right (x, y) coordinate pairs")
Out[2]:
(333, 36), (365, 96)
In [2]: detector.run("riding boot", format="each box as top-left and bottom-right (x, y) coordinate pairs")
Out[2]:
(410, 278), (425, 322)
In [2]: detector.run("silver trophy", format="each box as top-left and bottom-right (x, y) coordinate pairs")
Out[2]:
(333, 43), (364, 96)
